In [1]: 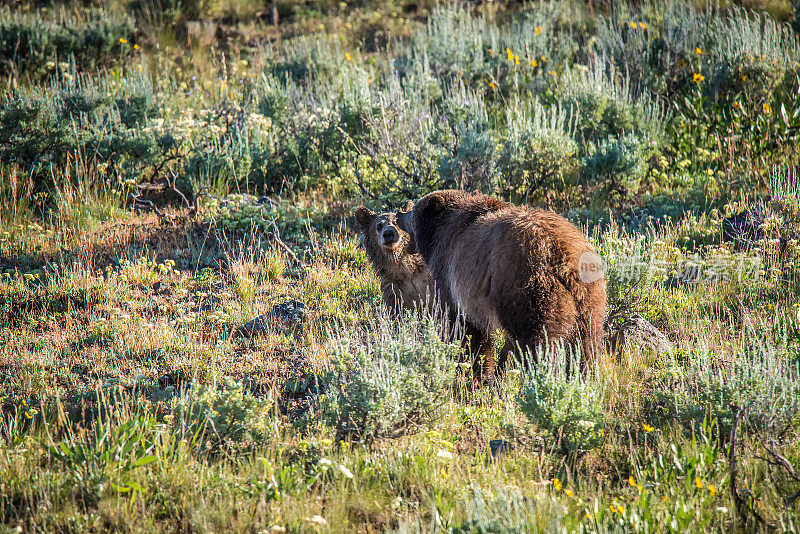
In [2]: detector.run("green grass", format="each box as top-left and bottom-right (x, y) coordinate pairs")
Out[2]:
(2, 0), (800, 531)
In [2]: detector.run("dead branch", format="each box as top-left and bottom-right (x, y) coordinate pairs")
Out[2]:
(264, 214), (300, 265)
(350, 156), (378, 200)
(730, 405), (776, 529)
(167, 168), (191, 208)
(128, 192), (171, 220)
(755, 436), (800, 509)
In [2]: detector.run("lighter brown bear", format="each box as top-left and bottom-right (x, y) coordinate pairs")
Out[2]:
(396, 190), (606, 371)
(354, 204), (435, 317)
(355, 203), (496, 382)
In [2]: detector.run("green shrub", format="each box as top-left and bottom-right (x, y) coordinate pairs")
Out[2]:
(561, 60), (666, 150)
(265, 34), (344, 83)
(45, 409), (161, 507)
(655, 340), (800, 433)
(438, 125), (498, 192)
(171, 377), (277, 450)
(582, 134), (656, 194)
(313, 314), (458, 443)
(252, 70), (374, 195)
(518, 348), (605, 453)
(498, 103), (578, 204)
(0, 6), (134, 79)
(0, 71), (173, 198)
(207, 193), (328, 242)
(448, 486), (567, 534)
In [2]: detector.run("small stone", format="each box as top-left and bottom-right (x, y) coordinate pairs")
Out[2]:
(235, 315), (271, 337)
(235, 299), (306, 337)
(723, 204), (767, 251)
(490, 439), (514, 459)
(610, 315), (674, 356)
(272, 299), (306, 323)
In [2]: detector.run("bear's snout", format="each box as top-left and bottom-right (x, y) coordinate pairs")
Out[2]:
(380, 227), (400, 247)
(396, 209), (413, 234)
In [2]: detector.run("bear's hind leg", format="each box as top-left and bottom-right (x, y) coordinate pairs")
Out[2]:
(462, 321), (495, 387)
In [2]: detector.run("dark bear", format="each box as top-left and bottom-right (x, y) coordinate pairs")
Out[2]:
(396, 190), (606, 370)
(355, 204), (496, 382)
(354, 204), (435, 317)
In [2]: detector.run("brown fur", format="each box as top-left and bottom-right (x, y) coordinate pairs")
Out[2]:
(354, 204), (435, 316)
(397, 190), (607, 370)
(354, 204), (494, 384)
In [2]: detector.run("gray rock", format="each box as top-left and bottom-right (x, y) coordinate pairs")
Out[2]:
(723, 204), (767, 251)
(611, 315), (674, 356)
(235, 299), (306, 337)
(272, 299), (306, 323)
(489, 439), (514, 459)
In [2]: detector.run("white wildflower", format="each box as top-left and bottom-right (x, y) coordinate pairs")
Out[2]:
(305, 515), (327, 526)
(339, 464), (354, 479)
(436, 449), (454, 460)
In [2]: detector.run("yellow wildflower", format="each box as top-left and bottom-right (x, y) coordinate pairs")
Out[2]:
(696, 47), (702, 54)
(514, 55), (520, 65)
(693, 73), (705, 83)
(549, 70), (556, 77)
(708, 484), (717, 496)
(763, 102), (771, 113)
(695, 477), (703, 489)
(507, 48), (513, 61)
(489, 81), (496, 90)
(733, 101), (741, 109)
(531, 59), (538, 67)
(345, 52), (352, 61)
(637, 484), (644, 493)
(119, 38), (128, 44)
(554, 478), (562, 491)
(609, 504), (616, 513)
(639, 22), (647, 29)
(535, 26), (541, 36)
(630, 21), (637, 29)
(488, 48), (493, 54)
(628, 476), (637, 487)
(440, 468), (448, 479)
(134, 44), (140, 50)
(565, 489), (574, 498)
(643, 423), (654, 432)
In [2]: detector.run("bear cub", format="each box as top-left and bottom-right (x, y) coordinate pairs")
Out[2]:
(354, 204), (435, 317)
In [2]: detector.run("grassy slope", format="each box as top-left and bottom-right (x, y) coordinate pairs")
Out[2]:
(1, 0), (800, 532)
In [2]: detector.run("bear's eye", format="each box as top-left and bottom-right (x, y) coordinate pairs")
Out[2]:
(376, 223), (384, 231)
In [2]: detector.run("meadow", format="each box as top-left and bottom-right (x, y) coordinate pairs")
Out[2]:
(2, 0), (800, 531)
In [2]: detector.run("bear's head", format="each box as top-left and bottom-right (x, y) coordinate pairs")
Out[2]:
(354, 202), (416, 257)
(396, 193), (448, 236)
(397, 190), (508, 261)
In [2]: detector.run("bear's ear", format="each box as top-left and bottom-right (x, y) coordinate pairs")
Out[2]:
(426, 193), (446, 213)
(396, 205), (413, 233)
(354, 206), (374, 232)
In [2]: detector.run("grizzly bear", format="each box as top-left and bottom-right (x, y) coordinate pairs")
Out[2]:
(354, 204), (436, 317)
(355, 204), (497, 382)
(396, 190), (606, 370)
